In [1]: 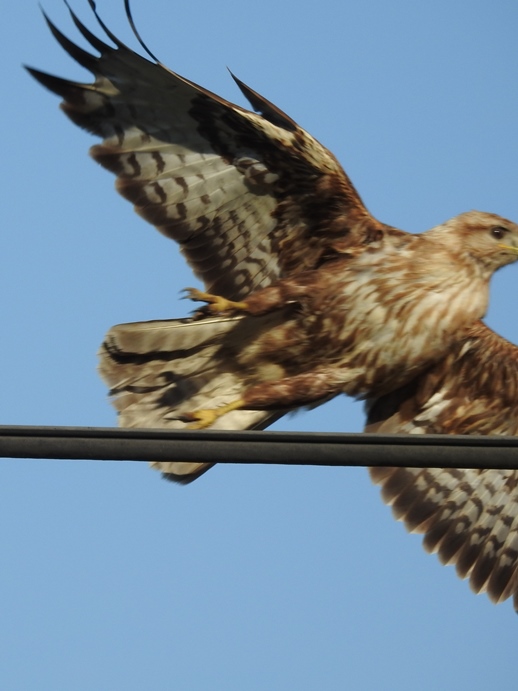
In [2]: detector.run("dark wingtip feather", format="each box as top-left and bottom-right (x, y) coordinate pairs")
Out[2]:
(469, 552), (497, 596)
(229, 71), (298, 131)
(25, 65), (80, 97)
(64, 0), (113, 54)
(86, 0), (129, 50)
(40, 8), (98, 72)
(124, 0), (160, 62)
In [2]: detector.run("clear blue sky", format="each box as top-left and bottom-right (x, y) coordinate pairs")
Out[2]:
(2, 1), (518, 689)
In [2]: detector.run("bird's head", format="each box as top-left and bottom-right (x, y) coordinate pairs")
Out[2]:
(431, 211), (518, 273)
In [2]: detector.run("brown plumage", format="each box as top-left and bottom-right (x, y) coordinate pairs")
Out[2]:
(29, 2), (518, 483)
(366, 322), (518, 609)
(366, 322), (518, 436)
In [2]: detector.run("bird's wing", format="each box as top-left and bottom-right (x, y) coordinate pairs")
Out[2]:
(27, 1), (398, 302)
(366, 322), (518, 608)
(365, 322), (518, 436)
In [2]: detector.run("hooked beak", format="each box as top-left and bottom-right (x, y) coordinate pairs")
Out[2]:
(498, 243), (518, 255)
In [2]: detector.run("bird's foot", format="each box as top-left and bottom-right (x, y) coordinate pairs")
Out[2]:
(181, 399), (245, 429)
(184, 288), (249, 314)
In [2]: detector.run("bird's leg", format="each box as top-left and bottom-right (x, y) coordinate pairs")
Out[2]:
(185, 273), (318, 317)
(185, 288), (249, 314)
(181, 367), (348, 429)
(181, 399), (245, 429)
(241, 369), (346, 408)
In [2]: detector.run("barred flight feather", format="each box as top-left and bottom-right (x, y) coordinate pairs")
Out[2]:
(367, 323), (518, 609)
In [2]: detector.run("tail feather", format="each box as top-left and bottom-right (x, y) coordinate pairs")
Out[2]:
(98, 313), (289, 482)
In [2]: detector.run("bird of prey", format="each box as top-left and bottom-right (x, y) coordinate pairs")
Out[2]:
(366, 322), (518, 609)
(28, 1), (518, 483)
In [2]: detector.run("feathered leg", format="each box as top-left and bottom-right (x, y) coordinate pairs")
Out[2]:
(183, 367), (347, 428)
(187, 273), (317, 316)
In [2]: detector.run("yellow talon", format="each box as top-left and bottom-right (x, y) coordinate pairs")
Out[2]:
(184, 288), (249, 314)
(184, 399), (245, 429)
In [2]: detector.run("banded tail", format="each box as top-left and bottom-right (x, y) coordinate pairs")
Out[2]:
(98, 313), (289, 483)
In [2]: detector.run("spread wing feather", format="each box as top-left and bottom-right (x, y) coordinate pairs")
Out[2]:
(27, 1), (388, 301)
(367, 322), (518, 608)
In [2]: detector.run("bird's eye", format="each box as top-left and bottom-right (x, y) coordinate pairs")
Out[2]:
(491, 226), (508, 239)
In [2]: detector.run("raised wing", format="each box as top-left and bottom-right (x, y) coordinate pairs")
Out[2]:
(27, 0), (393, 302)
(366, 322), (518, 608)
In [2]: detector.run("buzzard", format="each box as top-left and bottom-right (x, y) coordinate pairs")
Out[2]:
(366, 322), (518, 609)
(29, 1), (518, 483)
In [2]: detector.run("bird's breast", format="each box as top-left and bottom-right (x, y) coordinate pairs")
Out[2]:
(299, 257), (490, 395)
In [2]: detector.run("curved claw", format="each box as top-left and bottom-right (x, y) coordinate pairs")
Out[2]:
(184, 287), (249, 314)
(186, 409), (222, 430)
(181, 399), (245, 429)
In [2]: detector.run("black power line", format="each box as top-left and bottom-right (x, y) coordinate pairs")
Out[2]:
(1, 425), (518, 470)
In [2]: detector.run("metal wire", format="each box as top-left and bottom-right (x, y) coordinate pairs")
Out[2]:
(1, 425), (518, 469)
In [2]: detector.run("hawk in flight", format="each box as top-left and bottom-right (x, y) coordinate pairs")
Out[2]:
(28, 1), (518, 481)
(30, 0), (518, 610)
